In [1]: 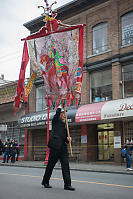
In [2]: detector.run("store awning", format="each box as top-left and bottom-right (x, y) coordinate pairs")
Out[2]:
(75, 97), (133, 123)
(75, 102), (105, 122)
(18, 107), (76, 129)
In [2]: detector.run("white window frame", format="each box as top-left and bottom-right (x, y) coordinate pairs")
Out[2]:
(92, 22), (108, 55)
(121, 12), (133, 47)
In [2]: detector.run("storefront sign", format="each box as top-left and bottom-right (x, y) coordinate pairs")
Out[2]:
(114, 136), (121, 148)
(75, 102), (105, 122)
(18, 109), (76, 128)
(101, 98), (133, 120)
(76, 97), (133, 123)
(18, 112), (54, 128)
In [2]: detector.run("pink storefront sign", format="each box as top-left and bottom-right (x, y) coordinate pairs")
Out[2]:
(75, 102), (105, 122)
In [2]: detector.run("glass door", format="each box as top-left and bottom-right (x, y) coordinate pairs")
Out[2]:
(98, 130), (114, 160)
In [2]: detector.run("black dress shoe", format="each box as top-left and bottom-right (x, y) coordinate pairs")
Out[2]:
(42, 184), (52, 188)
(64, 186), (75, 191)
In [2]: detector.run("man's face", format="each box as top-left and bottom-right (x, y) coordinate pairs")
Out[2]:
(126, 139), (130, 144)
(60, 111), (65, 121)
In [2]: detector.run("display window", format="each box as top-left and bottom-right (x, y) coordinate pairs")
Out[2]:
(90, 68), (112, 103)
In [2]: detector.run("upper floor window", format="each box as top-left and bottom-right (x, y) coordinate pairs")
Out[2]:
(93, 22), (108, 54)
(121, 12), (133, 46)
(122, 63), (133, 98)
(36, 85), (47, 112)
(90, 68), (112, 103)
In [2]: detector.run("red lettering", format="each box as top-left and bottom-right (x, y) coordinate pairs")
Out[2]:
(119, 103), (133, 111)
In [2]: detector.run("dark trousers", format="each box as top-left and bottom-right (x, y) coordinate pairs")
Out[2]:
(16, 153), (19, 161)
(126, 154), (132, 168)
(42, 146), (71, 186)
(3, 151), (10, 163)
(10, 151), (16, 163)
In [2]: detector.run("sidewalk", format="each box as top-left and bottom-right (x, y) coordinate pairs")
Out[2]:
(0, 160), (133, 175)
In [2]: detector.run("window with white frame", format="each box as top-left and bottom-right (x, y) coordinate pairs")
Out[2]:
(122, 63), (133, 98)
(92, 22), (108, 54)
(90, 68), (112, 103)
(36, 85), (47, 112)
(121, 12), (133, 46)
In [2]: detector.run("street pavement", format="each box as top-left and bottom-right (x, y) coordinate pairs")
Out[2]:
(0, 166), (133, 199)
(0, 160), (133, 175)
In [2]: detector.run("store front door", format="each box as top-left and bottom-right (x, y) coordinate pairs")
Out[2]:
(97, 124), (114, 161)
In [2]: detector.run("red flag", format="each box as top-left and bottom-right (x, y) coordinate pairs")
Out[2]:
(14, 40), (29, 112)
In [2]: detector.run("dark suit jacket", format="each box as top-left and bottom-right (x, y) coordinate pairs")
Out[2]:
(48, 108), (68, 150)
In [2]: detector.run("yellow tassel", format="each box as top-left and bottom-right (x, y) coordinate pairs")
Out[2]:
(44, 15), (50, 22)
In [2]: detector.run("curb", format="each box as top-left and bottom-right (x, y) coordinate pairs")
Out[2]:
(1, 163), (133, 175)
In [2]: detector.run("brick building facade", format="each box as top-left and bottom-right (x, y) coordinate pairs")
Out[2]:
(20, 0), (133, 163)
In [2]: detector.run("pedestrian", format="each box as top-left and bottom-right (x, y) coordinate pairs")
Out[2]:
(124, 138), (133, 171)
(2, 139), (10, 163)
(41, 107), (75, 191)
(0, 139), (4, 155)
(10, 139), (17, 163)
(15, 140), (20, 161)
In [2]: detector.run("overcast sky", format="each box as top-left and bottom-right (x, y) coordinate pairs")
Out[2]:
(0, 0), (72, 81)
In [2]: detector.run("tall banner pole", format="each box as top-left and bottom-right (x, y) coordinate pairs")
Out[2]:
(44, 94), (50, 164)
(64, 107), (73, 157)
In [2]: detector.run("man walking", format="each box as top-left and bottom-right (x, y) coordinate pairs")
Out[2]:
(124, 139), (133, 170)
(0, 139), (4, 155)
(10, 139), (17, 163)
(41, 107), (75, 191)
(2, 139), (10, 163)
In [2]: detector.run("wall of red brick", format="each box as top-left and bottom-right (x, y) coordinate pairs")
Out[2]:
(114, 121), (123, 163)
(112, 62), (122, 100)
(81, 71), (90, 104)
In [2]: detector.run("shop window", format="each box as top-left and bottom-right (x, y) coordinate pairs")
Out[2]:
(122, 63), (133, 98)
(0, 122), (24, 156)
(123, 121), (133, 142)
(36, 85), (47, 112)
(121, 12), (133, 46)
(92, 22), (108, 54)
(90, 68), (112, 103)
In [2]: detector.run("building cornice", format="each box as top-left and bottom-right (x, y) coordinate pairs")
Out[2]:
(86, 51), (133, 72)
(23, 0), (109, 33)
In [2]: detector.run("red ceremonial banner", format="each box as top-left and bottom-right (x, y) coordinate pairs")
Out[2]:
(14, 40), (29, 112)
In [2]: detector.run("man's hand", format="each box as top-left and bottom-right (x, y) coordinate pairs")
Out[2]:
(67, 137), (72, 142)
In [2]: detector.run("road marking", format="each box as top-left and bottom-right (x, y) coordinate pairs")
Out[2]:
(0, 172), (40, 178)
(0, 172), (133, 189)
(52, 178), (133, 189)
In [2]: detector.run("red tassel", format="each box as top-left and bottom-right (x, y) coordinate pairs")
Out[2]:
(55, 100), (58, 109)
(76, 98), (79, 109)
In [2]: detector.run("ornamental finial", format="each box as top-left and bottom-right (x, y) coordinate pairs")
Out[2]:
(38, 0), (57, 17)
